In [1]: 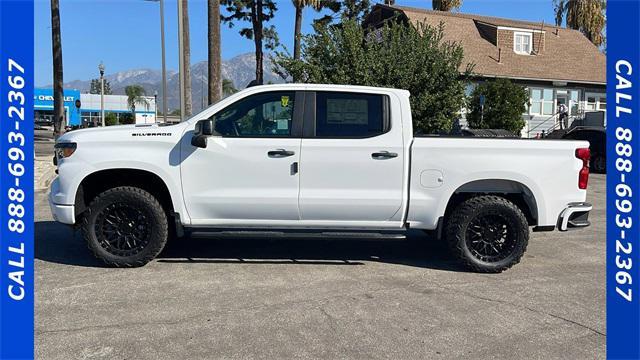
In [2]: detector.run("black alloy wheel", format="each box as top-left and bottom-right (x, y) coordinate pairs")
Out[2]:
(445, 195), (529, 273)
(95, 202), (152, 257)
(465, 213), (518, 263)
(82, 186), (169, 267)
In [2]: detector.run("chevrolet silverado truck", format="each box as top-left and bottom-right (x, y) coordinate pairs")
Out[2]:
(48, 84), (593, 272)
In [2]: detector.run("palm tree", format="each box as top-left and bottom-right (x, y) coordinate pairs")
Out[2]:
(292, 0), (321, 65)
(222, 79), (238, 96)
(182, 0), (193, 116)
(253, 0), (265, 85)
(125, 85), (149, 124)
(51, 0), (64, 137)
(432, 0), (462, 11)
(554, 0), (605, 47)
(208, 0), (222, 105)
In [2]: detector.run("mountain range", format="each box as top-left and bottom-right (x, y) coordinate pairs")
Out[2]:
(51, 53), (284, 113)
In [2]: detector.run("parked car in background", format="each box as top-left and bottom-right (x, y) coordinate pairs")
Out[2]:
(562, 127), (606, 173)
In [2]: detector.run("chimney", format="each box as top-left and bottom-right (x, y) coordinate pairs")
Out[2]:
(384, 0), (395, 5)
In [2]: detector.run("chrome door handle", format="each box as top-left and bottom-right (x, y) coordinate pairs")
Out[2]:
(371, 151), (398, 160)
(268, 149), (295, 158)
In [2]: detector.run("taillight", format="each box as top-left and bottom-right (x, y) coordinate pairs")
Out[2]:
(575, 148), (590, 189)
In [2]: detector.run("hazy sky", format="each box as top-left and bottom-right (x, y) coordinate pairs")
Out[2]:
(34, 0), (558, 86)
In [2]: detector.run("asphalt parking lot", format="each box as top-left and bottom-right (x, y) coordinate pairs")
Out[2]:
(35, 174), (606, 359)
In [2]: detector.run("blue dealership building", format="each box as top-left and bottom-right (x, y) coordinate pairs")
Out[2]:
(34, 88), (156, 126)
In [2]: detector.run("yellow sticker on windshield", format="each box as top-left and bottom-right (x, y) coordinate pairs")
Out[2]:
(281, 96), (290, 107)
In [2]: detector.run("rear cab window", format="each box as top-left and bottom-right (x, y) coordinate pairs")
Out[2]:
(314, 92), (389, 138)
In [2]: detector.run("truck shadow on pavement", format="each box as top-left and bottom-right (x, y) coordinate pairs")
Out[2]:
(35, 221), (465, 271)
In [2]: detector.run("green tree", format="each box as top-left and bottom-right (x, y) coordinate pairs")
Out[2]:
(432, 0), (462, 11)
(222, 0), (278, 84)
(125, 85), (149, 123)
(222, 78), (238, 96)
(313, 0), (370, 27)
(89, 78), (112, 95)
(274, 19), (472, 134)
(466, 78), (528, 134)
(554, 0), (605, 47)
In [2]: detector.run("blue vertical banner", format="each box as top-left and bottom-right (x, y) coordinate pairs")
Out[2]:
(607, 1), (640, 359)
(0, 0), (35, 359)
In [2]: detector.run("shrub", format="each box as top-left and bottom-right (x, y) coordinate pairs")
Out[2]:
(105, 112), (118, 126)
(274, 19), (473, 134)
(467, 78), (529, 134)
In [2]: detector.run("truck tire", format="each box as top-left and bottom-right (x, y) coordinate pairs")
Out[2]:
(591, 154), (606, 174)
(445, 195), (528, 273)
(81, 186), (169, 267)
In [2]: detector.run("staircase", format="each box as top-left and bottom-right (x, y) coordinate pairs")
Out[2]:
(527, 112), (579, 139)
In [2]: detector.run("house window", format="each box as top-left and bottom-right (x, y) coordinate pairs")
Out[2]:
(514, 32), (532, 54)
(570, 90), (579, 115)
(585, 93), (606, 112)
(529, 88), (554, 115)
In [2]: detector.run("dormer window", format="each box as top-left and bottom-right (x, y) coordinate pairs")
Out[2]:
(513, 32), (532, 54)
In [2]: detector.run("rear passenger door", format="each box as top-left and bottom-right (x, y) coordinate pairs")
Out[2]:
(298, 91), (405, 222)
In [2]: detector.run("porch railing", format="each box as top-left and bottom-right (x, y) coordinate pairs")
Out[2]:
(527, 111), (581, 138)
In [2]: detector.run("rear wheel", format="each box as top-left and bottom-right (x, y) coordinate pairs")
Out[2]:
(81, 186), (168, 267)
(445, 195), (529, 273)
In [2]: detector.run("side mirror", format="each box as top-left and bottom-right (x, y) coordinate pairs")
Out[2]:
(191, 119), (214, 148)
(200, 119), (214, 136)
(191, 134), (208, 148)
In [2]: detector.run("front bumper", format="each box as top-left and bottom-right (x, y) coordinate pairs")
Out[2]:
(558, 202), (592, 231)
(48, 187), (75, 225)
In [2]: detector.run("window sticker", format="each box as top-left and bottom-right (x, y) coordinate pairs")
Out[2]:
(326, 99), (368, 125)
(281, 96), (289, 108)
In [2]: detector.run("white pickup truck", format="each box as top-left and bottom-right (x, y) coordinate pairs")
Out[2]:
(49, 84), (592, 272)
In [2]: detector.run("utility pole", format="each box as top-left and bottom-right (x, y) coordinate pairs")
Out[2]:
(177, 0), (186, 121)
(144, 0), (169, 123)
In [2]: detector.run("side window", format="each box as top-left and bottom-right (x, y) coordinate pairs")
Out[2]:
(211, 91), (295, 137)
(315, 92), (386, 137)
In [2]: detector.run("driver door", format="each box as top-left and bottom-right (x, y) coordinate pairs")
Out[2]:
(180, 91), (303, 225)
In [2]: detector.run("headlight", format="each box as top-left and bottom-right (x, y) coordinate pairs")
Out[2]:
(54, 142), (77, 159)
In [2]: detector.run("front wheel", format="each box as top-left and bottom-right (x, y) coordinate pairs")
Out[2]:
(81, 186), (169, 267)
(445, 195), (529, 273)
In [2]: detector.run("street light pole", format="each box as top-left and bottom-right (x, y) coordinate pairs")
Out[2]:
(154, 90), (158, 123)
(99, 62), (105, 127)
(159, 0), (168, 123)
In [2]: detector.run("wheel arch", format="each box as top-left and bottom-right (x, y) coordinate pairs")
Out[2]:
(74, 168), (175, 219)
(444, 179), (540, 226)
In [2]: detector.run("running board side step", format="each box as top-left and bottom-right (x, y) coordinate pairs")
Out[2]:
(187, 229), (407, 240)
